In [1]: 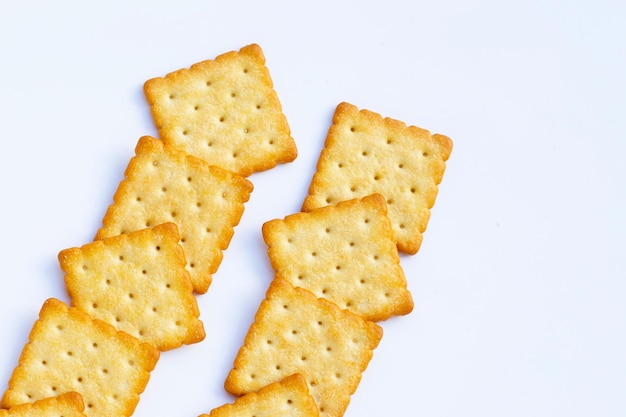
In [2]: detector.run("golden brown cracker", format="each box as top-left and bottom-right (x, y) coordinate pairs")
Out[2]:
(95, 136), (253, 294)
(224, 278), (382, 417)
(0, 298), (159, 417)
(262, 194), (413, 321)
(0, 392), (86, 417)
(302, 102), (452, 254)
(201, 374), (319, 417)
(144, 43), (297, 177)
(59, 222), (205, 351)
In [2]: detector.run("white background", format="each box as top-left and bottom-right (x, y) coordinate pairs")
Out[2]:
(1, 1), (625, 416)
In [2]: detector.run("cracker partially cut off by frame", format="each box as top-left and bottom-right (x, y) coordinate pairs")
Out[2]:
(201, 374), (319, 417)
(144, 43), (297, 177)
(302, 102), (452, 254)
(0, 392), (86, 417)
(262, 194), (413, 321)
(0, 298), (159, 417)
(225, 278), (382, 417)
(95, 136), (253, 294)
(59, 222), (205, 351)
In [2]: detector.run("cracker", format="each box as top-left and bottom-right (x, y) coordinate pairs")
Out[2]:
(95, 136), (253, 294)
(224, 278), (382, 417)
(302, 102), (452, 254)
(0, 392), (86, 417)
(0, 298), (159, 417)
(262, 194), (413, 321)
(201, 374), (319, 417)
(59, 222), (205, 351)
(144, 43), (297, 177)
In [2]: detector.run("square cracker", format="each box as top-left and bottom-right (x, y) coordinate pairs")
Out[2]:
(59, 222), (205, 351)
(0, 298), (159, 417)
(95, 136), (253, 294)
(302, 102), (453, 254)
(224, 278), (382, 417)
(201, 374), (319, 417)
(0, 392), (86, 417)
(144, 43), (297, 177)
(262, 194), (413, 321)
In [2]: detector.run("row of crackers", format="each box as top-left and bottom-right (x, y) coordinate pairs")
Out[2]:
(0, 44), (451, 417)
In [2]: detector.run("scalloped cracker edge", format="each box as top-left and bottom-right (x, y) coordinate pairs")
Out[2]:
(201, 374), (319, 417)
(0, 392), (86, 417)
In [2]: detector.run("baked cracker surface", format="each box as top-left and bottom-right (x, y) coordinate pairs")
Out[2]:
(224, 278), (382, 417)
(144, 43), (297, 177)
(0, 392), (86, 417)
(201, 374), (319, 417)
(59, 222), (205, 351)
(302, 102), (452, 254)
(262, 194), (413, 321)
(0, 299), (159, 417)
(95, 136), (253, 294)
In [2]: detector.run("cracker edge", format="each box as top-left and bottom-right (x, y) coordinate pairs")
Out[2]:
(201, 374), (319, 417)
(0, 392), (86, 416)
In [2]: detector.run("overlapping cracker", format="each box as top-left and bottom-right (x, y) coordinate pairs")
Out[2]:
(201, 374), (319, 417)
(224, 278), (382, 417)
(59, 222), (205, 351)
(302, 102), (452, 254)
(0, 392), (86, 417)
(0, 298), (159, 417)
(144, 43), (297, 177)
(95, 136), (253, 294)
(262, 194), (413, 321)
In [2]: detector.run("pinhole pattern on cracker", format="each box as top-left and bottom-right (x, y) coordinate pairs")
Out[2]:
(0, 299), (159, 417)
(302, 102), (452, 254)
(59, 222), (205, 351)
(225, 278), (382, 417)
(95, 136), (253, 294)
(262, 194), (413, 321)
(0, 392), (86, 417)
(144, 43), (297, 177)
(201, 374), (319, 417)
